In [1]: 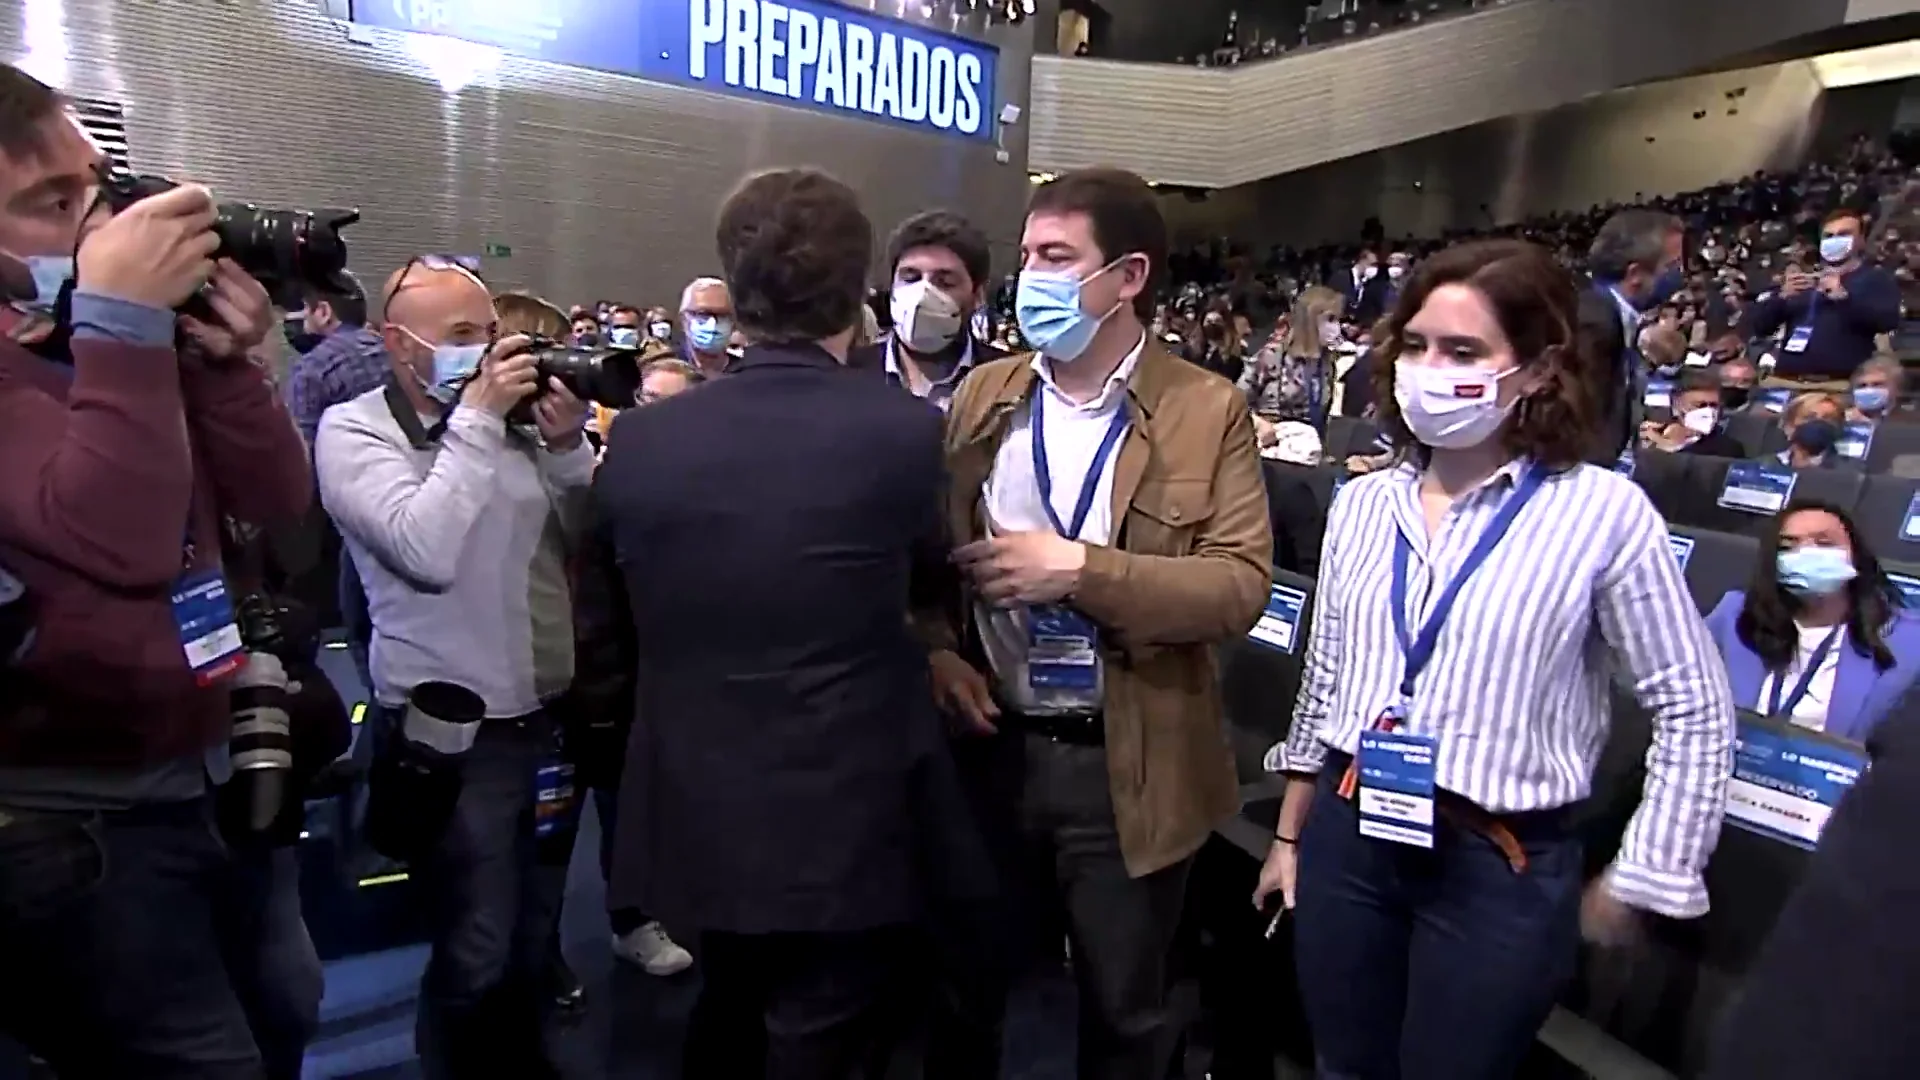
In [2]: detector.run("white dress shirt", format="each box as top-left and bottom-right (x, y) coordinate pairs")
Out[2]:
(978, 333), (1146, 714)
(1758, 622), (1845, 732)
(1268, 458), (1735, 917)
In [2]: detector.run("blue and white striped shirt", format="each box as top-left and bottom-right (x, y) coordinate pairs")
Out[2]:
(1267, 458), (1734, 918)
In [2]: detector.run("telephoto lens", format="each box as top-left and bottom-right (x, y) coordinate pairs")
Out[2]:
(364, 681), (486, 861)
(504, 336), (648, 426)
(226, 651), (295, 837)
(93, 169), (359, 297)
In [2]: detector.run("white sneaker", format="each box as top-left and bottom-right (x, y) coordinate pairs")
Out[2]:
(612, 921), (694, 976)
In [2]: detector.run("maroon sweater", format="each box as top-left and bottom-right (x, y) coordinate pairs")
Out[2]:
(0, 331), (310, 767)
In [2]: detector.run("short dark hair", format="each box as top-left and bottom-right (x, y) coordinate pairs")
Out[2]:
(1371, 239), (1605, 470)
(1823, 207), (1863, 227)
(716, 168), (873, 344)
(0, 63), (62, 160)
(1677, 367), (1721, 395)
(885, 210), (991, 293)
(1587, 209), (1682, 280)
(1026, 167), (1166, 321)
(607, 304), (642, 321)
(305, 275), (368, 327)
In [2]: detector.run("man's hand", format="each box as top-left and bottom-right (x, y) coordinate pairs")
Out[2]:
(75, 183), (219, 310)
(178, 259), (273, 362)
(460, 334), (540, 418)
(1820, 272), (1849, 301)
(954, 530), (1087, 606)
(1252, 415), (1279, 448)
(1780, 271), (1813, 297)
(1580, 878), (1642, 948)
(533, 378), (589, 450)
(929, 649), (998, 735)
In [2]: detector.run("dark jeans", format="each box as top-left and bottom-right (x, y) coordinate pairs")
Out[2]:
(0, 795), (315, 1079)
(338, 556), (372, 692)
(405, 710), (566, 1080)
(592, 785), (650, 936)
(1292, 768), (1585, 1080)
(230, 844), (325, 1080)
(927, 732), (1192, 1080)
(683, 927), (914, 1080)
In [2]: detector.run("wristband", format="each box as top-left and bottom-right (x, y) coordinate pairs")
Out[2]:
(1273, 835), (1299, 846)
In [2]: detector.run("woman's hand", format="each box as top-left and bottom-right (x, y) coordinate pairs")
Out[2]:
(1252, 838), (1299, 913)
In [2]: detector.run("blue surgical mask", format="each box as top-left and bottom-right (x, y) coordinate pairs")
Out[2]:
(9, 253), (72, 310)
(428, 343), (485, 404)
(1854, 386), (1891, 412)
(1015, 258), (1127, 361)
(687, 315), (732, 353)
(607, 326), (640, 347)
(1776, 545), (1857, 598)
(1819, 234), (1855, 264)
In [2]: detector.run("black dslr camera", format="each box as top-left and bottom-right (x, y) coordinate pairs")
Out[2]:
(504, 336), (647, 423)
(94, 170), (360, 299)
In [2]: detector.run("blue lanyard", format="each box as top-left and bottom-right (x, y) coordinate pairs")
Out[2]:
(1389, 464), (1549, 699)
(1767, 626), (1844, 716)
(1304, 358), (1327, 431)
(1030, 389), (1130, 541)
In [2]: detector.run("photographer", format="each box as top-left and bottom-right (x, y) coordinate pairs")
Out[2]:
(315, 258), (592, 1079)
(0, 62), (312, 1078)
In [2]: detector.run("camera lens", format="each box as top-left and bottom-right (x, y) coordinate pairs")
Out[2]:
(213, 203), (360, 294)
(527, 342), (644, 409)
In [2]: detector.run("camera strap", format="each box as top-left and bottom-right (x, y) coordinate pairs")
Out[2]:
(384, 376), (450, 448)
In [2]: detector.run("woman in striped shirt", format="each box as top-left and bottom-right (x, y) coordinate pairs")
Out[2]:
(1256, 239), (1735, 1079)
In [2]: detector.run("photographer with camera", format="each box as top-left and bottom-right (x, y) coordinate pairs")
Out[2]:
(315, 258), (593, 1079)
(0, 63), (314, 1078)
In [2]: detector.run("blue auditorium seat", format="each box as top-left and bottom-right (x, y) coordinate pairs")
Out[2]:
(1219, 569), (1315, 785)
(1666, 525), (1760, 616)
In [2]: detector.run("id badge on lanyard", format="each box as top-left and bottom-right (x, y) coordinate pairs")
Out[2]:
(1354, 464), (1549, 849)
(169, 506), (245, 686)
(1023, 390), (1129, 695)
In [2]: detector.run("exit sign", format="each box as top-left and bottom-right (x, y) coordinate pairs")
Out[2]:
(483, 243), (512, 257)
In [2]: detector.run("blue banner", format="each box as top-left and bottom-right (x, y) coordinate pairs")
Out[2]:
(350, 0), (999, 141)
(1726, 714), (1867, 850)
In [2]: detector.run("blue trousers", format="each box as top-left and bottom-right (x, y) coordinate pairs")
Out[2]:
(1292, 767), (1584, 1080)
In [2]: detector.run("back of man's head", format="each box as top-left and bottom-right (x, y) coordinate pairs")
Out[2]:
(1588, 209), (1680, 283)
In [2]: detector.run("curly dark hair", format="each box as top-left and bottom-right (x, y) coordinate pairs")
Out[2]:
(1369, 239), (1605, 469)
(715, 168), (873, 345)
(1737, 499), (1902, 674)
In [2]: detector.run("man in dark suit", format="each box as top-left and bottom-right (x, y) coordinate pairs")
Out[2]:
(582, 168), (983, 1080)
(1342, 248), (1392, 326)
(1705, 686), (1920, 1079)
(849, 209), (1006, 409)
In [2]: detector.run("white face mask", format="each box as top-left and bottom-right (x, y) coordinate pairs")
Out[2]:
(1393, 362), (1519, 449)
(1387, 265), (1405, 282)
(889, 279), (963, 354)
(1681, 405), (1719, 435)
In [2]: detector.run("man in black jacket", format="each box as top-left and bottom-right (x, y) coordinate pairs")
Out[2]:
(581, 169), (987, 1080)
(1705, 686), (1920, 1079)
(849, 209), (1006, 409)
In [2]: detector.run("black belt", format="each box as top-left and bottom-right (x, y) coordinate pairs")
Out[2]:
(1008, 709), (1105, 747)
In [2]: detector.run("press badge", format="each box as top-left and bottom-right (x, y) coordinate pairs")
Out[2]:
(171, 571), (244, 685)
(1027, 604), (1099, 690)
(1784, 325), (1812, 353)
(1356, 725), (1438, 849)
(534, 756), (580, 841)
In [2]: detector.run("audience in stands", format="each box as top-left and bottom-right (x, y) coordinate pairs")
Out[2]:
(1747, 207), (1901, 384)
(1648, 368), (1747, 457)
(1705, 500), (1920, 741)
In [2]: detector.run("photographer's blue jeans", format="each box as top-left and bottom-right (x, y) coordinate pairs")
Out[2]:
(399, 709), (563, 1080)
(1291, 769), (1585, 1080)
(0, 795), (311, 1079)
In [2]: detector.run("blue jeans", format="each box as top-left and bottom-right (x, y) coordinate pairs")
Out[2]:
(399, 709), (564, 1080)
(1292, 766), (1584, 1080)
(0, 796), (313, 1079)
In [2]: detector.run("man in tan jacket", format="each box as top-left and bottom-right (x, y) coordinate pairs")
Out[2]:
(921, 167), (1272, 1079)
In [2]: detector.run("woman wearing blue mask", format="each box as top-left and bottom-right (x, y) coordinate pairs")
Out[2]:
(1704, 500), (1920, 742)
